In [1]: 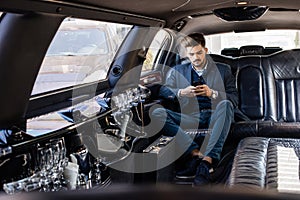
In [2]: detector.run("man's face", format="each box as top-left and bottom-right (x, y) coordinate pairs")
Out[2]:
(186, 44), (208, 69)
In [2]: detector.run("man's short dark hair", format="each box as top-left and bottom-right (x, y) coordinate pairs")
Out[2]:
(181, 33), (206, 48)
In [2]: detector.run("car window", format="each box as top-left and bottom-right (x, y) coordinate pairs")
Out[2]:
(27, 18), (131, 136)
(31, 18), (132, 95)
(47, 28), (108, 56)
(142, 29), (171, 72)
(206, 29), (300, 55)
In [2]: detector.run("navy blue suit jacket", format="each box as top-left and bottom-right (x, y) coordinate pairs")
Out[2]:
(159, 57), (239, 113)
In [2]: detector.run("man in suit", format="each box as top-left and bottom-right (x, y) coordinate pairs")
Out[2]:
(151, 33), (238, 186)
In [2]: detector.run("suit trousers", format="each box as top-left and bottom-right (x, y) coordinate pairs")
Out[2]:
(151, 100), (234, 161)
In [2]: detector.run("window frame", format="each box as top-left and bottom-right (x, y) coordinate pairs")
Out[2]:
(141, 29), (173, 74)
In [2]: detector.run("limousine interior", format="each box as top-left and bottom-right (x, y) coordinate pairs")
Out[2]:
(1, 0), (300, 199)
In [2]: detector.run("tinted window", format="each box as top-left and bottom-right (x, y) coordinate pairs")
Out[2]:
(31, 18), (132, 95)
(47, 29), (108, 56)
(27, 18), (131, 135)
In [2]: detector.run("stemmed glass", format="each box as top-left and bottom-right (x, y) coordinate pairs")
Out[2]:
(49, 138), (68, 191)
(36, 143), (53, 192)
(3, 138), (69, 194)
(50, 138), (67, 168)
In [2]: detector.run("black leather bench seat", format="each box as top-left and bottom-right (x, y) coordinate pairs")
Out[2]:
(228, 137), (300, 193)
(212, 49), (300, 140)
(211, 49), (300, 191)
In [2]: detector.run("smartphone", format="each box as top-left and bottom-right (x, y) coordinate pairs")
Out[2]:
(192, 79), (205, 86)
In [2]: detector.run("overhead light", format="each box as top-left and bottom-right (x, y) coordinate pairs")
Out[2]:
(187, 16), (193, 19)
(236, 1), (249, 5)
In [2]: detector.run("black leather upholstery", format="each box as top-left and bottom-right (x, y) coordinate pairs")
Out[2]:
(228, 137), (269, 189)
(221, 48), (239, 57)
(237, 56), (264, 119)
(239, 45), (264, 56)
(229, 121), (300, 141)
(228, 137), (300, 191)
(220, 46), (282, 57)
(211, 49), (300, 140)
(263, 49), (300, 122)
(216, 49), (300, 191)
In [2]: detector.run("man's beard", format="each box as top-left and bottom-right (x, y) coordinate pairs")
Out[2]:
(192, 59), (204, 68)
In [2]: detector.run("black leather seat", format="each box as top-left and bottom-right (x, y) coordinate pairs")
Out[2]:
(220, 45), (282, 57)
(228, 49), (300, 140)
(221, 48), (239, 57)
(226, 49), (300, 191)
(239, 45), (264, 56)
(228, 137), (300, 192)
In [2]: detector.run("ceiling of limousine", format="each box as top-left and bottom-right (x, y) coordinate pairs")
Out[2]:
(65, 0), (300, 19)
(1, 0), (300, 34)
(64, 0), (300, 34)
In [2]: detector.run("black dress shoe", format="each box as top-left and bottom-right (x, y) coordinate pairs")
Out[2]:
(193, 160), (211, 186)
(176, 156), (201, 179)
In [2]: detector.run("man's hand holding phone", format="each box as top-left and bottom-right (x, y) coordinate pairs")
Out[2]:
(193, 84), (212, 97)
(179, 84), (212, 97)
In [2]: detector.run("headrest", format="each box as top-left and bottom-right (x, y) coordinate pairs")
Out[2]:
(264, 47), (283, 55)
(221, 48), (239, 57)
(239, 45), (264, 56)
